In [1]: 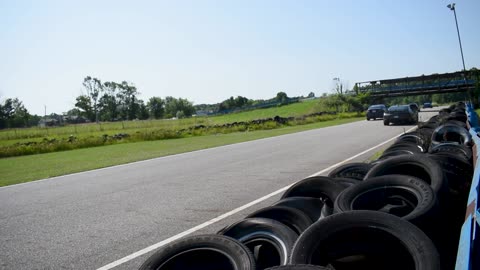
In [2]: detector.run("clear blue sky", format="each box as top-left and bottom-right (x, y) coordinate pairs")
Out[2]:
(1, 0), (479, 115)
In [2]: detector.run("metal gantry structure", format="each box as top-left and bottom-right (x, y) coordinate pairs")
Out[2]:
(355, 71), (476, 98)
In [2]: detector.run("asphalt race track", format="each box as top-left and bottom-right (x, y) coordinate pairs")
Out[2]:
(0, 109), (439, 269)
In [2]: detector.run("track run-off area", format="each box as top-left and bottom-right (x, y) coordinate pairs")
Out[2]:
(0, 109), (439, 269)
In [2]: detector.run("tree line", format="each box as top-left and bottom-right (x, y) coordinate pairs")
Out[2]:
(0, 76), (316, 129)
(2, 69), (478, 129)
(0, 98), (40, 129)
(68, 76), (196, 122)
(71, 77), (314, 122)
(194, 91), (316, 114)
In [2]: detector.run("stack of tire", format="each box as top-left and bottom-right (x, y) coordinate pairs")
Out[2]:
(138, 102), (473, 270)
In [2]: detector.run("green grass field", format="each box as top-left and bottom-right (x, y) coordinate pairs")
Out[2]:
(0, 99), (320, 142)
(2, 99), (362, 159)
(0, 116), (363, 186)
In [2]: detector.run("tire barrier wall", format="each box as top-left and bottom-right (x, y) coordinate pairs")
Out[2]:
(455, 104), (480, 270)
(138, 102), (473, 270)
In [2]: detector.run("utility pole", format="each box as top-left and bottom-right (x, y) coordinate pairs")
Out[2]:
(447, 3), (467, 74)
(447, 3), (473, 104)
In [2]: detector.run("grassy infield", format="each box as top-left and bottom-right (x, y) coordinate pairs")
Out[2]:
(0, 100), (365, 186)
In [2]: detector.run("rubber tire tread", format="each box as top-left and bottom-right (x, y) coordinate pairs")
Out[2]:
(246, 206), (313, 235)
(272, 197), (324, 221)
(364, 154), (447, 196)
(327, 162), (372, 181)
(334, 174), (437, 227)
(138, 234), (255, 270)
(429, 143), (472, 163)
(426, 154), (472, 194)
(290, 211), (440, 270)
(281, 176), (347, 215)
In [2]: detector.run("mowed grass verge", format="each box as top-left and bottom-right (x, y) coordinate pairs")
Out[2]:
(0, 99), (321, 142)
(0, 117), (362, 187)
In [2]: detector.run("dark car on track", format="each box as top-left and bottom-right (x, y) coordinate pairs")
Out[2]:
(383, 105), (418, 125)
(366, 104), (387, 120)
(423, 102), (433, 108)
(409, 103), (420, 113)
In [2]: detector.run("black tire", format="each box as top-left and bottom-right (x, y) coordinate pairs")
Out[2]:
(431, 124), (472, 146)
(246, 206), (313, 235)
(364, 154), (447, 196)
(384, 142), (425, 154)
(419, 122), (438, 131)
(265, 265), (330, 270)
(290, 211), (440, 270)
(272, 197), (324, 222)
(378, 149), (415, 160)
(396, 132), (429, 148)
(384, 119), (389, 126)
(331, 177), (362, 187)
(444, 119), (467, 128)
(219, 218), (298, 269)
(138, 234), (256, 270)
(334, 175), (438, 228)
(281, 176), (347, 215)
(439, 108), (452, 114)
(429, 143), (472, 163)
(447, 112), (467, 122)
(327, 162), (372, 181)
(426, 154), (472, 195)
(416, 128), (434, 140)
(428, 114), (440, 122)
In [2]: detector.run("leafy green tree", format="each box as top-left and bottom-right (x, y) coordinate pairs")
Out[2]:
(117, 81), (139, 120)
(164, 96), (176, 118)
(176, 110), (185, 119)
(136, 100), (149, 120)
(75, 95), (94, 121)
(0, 98), (31, 128)
(323, 94), (343, 112)
(83, 76), (103, 123)
(147, 97), (165, 119)
(66, 108), (82, 116)
(233, 96), (250, 108)
(27, 114), (41, 126)
(218, 96), (250, 111)
(164, 96), (195, 118)
(99, 81), (119, 121)
(276, 92), (289, 104)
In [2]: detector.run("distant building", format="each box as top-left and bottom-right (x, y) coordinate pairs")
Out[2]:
(38, 118), (59, 127)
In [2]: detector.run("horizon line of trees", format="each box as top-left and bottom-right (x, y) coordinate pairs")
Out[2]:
(195, 91), (316, 114)
(68, 76), (196, 122)
(2, 69), (478, 129)
(0, 97), (41, 129)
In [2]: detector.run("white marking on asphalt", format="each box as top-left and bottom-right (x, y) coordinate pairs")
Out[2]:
(96, 126), (416, 270)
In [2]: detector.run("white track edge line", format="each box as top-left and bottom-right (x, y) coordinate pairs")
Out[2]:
(96, 126), (415, 270)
